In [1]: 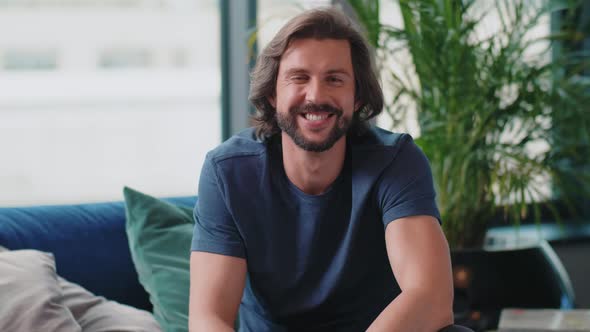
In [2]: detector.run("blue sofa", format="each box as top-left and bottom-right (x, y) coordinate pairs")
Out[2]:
(0, 196), (196, 311)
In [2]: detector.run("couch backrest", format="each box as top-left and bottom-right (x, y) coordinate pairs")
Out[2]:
(0, 196), (196, 311)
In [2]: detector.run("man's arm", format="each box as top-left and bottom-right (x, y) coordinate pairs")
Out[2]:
(188, 251), (247, 332)
(367, 215), (454, 332)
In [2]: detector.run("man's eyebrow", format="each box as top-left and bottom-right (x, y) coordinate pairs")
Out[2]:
(282, 68), (352, 77)
(325, 69), (352, 77)
(283, 68), (309, 77)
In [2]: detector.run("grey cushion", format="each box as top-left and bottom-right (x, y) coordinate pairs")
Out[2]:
(59, 276), (161, 332)
(0, 247), (162, 332)
(0, 250), (82, 332)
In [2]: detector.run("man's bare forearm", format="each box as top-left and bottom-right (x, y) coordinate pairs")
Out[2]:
(366, 289), (453, 332)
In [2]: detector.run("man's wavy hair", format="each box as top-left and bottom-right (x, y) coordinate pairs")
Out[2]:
(248, 7), (384, 139)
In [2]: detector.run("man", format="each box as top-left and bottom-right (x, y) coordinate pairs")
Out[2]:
(189, 7), (457, 332)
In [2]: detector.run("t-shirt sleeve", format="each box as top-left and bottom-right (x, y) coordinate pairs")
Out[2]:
(377, 136), (441, 227)
(191, 155), (246, 258)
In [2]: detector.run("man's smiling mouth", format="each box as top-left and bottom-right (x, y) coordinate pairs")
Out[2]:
(301, 112), (335, 121)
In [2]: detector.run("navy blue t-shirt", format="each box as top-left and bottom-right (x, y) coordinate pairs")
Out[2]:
(192, 126), (440, 331)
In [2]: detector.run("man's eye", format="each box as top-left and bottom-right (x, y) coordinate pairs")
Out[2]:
(292, 76), (308, 82)
(328, 76), (343, 84)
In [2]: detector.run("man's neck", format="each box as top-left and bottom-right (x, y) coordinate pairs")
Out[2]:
(281, 133), (346, 195)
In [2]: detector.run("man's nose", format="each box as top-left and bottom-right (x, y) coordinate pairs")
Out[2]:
(305, 78), (329, 105)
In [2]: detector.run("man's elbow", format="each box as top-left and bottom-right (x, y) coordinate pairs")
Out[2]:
(435, 309), (455, 331)
(431, 290), (455, 330)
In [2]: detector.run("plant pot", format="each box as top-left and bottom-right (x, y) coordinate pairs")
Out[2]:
(450, 241), (574, 331)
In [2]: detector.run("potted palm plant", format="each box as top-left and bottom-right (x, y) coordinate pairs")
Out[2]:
(345, 0), (590, 249)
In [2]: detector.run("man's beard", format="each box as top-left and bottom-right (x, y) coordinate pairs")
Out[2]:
(276, 103), (352, 152)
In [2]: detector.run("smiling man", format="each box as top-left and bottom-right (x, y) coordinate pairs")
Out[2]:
(189, 7), (459, 332)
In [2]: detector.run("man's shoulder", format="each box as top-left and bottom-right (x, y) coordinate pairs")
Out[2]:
(349, 127), (418, 179)
(351, 126), (412, 150)
(206, 128), (269, 164)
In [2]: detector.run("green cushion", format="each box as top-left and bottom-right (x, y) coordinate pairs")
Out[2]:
(123, 186), (194, 332)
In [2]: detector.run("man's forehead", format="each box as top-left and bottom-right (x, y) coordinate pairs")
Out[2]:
(283, 37), (350, 55)
(280, 38), (353, 72)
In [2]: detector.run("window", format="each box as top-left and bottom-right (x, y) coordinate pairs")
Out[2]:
(99, 48), (152, 69)
(2, 49), (58, 70)
(0, 0), (220, 205)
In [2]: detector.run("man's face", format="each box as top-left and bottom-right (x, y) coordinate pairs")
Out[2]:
(269, 38), (357, 152)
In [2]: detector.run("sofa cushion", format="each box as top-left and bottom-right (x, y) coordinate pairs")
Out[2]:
(124, 186), (195, 332)
(59, 276), (162, 332)
(0, 249), (82, 332)
(0, 247), (163, 332)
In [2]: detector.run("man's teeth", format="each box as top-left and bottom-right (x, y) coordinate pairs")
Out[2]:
(304, 113), (329, 121)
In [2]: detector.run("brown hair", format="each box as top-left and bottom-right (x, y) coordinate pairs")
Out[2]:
(248, 7), (384, 139)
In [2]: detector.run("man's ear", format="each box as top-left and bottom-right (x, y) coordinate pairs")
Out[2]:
(267, 96), (276, 108)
